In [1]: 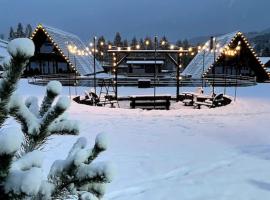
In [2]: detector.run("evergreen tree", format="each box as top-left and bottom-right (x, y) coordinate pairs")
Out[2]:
(0, 38), (112, 200)
(97, 36), (106, 61)
(139, 38), (145, 50)
(25, 24), (33, 38)
(159, 36), (169, 49)
(16, 23), (25, 38)
(0, 34), (4, 40)
(262, 47), (270, 57)
(182, 39), (189, 48)
(8, 27), (15, 41)
(144, 36), (153, 49)
(176, 40), (183, 48)
(113, 32), (122, 47)
(131, 37), (138, 48)
(123, 39), (129, 48)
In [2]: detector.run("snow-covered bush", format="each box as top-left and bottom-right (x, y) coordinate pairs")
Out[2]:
(0, 38), (112, 199)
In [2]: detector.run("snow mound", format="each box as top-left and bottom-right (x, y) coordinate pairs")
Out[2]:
(7, 38), (35, 58)
(47, 81), (62, 95)
(0, 127), (23, 155)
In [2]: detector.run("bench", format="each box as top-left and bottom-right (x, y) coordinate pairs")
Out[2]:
(194, 94), (225, 109)
(179, 87), (204, 106)
(130, 95), (171, 110)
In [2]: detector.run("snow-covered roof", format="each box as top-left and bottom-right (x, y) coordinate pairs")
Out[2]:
(258, 57), (270, 65)
(182, 31), (239, 79)
(31, 24), (103, 76)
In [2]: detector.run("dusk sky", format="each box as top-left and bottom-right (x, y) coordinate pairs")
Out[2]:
(1, 0), (269, 42)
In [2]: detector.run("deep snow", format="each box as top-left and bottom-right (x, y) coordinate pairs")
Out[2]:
(13, 80), (270, 200)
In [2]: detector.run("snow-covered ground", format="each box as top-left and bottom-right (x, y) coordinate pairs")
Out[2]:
(14, 80), (270, 200)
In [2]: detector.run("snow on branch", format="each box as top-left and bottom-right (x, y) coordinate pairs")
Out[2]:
(39, 81), (62, 117)
(0, 38), (112, 199)
(0, 39), (34, 126)
(47, 134), (112, 199)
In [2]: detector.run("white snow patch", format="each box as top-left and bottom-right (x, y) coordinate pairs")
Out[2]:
(0, 127), (23, 155)
(12, 150), (43, 171)
(7, 38), (35, 58)
(47, 81), (62, 95)
(56, 96), (70, 110)
(76, 162), (115, 182)
(5, 167), (43, 196)
(95, 133), (108, 150)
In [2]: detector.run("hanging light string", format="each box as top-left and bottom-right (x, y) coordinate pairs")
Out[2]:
(66, 38), (209, 58)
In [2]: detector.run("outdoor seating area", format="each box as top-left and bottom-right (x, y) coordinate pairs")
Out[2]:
(72, 84), (233, 110)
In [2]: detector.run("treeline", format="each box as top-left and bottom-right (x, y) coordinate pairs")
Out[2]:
(95, 32), (194, 67)
(0, 23), (33, 41)
(9, 23), (33, 40)
(96, 32), (191, 51)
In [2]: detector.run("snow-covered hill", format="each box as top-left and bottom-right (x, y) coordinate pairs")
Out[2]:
(15, 80), (270, 200)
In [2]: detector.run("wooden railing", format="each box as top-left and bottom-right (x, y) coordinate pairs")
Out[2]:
(28, 74), (257, 87)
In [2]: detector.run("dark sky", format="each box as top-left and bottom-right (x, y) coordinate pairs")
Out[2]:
(0, 0), (269, 42)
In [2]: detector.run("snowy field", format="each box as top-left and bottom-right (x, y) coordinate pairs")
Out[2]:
(13, 80), (270, 200)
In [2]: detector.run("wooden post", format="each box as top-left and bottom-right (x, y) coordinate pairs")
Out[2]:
(93, 36), (97, 94)
(114, 54), (118, 100)
(176, 54), (180, 102)
(154, 36), (157, 108)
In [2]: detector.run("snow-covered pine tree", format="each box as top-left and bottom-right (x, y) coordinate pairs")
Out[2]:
(0, 38), (113, 200)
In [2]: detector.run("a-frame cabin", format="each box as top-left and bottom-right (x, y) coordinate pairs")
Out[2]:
(26, 24), (103, 76)
(182, 31), (269, 82)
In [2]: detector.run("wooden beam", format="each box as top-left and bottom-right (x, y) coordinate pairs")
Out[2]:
(108, 49), (189, 53)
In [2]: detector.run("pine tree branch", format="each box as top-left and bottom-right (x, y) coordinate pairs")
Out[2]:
(39, 90), (58, 117)
(32, 97), (70, 150)
(48, 120), (79, 136)
(0, 53), (29, 126)
(0, 154), (13, 182)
